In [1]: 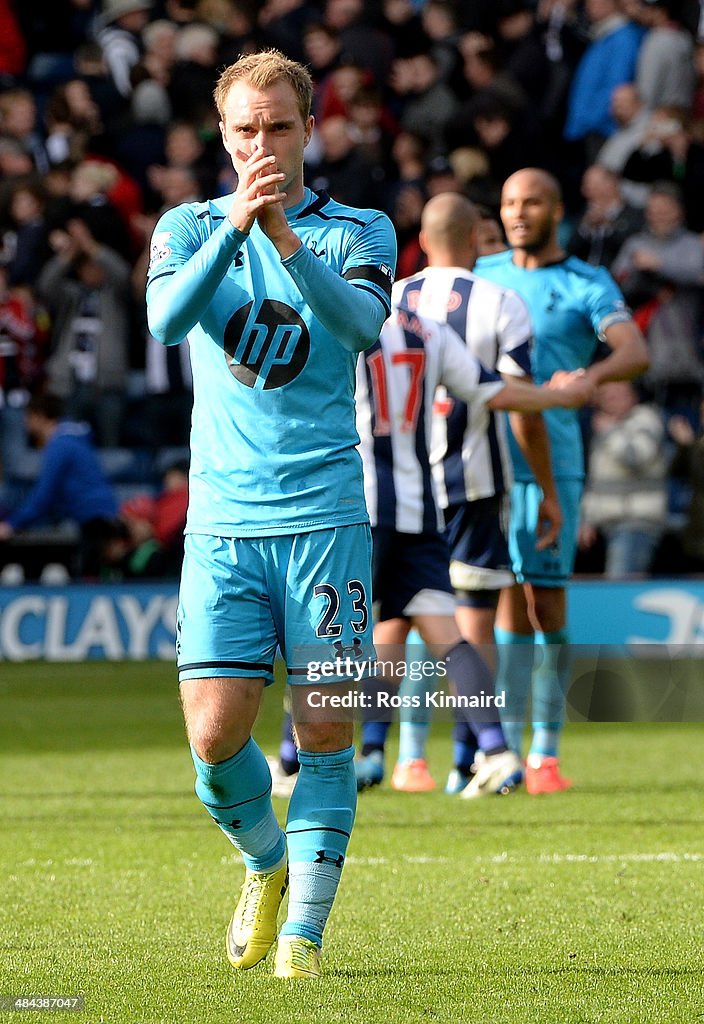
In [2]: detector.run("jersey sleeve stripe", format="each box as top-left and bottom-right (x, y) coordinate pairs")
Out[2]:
(147, 269), (177, 286)
(296, 191), (368, 227)
(343, 265), (394, 299)
(506, 339), (532, 375)
(477, 362), (502, 385)
(598, 310), (632, 338)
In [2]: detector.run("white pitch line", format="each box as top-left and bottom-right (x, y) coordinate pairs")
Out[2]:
(535, 852), (704, 864)
(346, 852), (703, 866)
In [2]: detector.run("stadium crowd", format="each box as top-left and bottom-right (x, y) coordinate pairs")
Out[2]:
(1, 0), (704, 580)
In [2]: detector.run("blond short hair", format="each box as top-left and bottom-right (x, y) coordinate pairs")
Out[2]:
(214, 49), (314, 125)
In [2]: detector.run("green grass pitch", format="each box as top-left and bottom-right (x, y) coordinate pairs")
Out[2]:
(1, 662), (703, 1024)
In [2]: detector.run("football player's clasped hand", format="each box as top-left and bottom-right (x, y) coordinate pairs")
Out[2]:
(545, 369), (595, 407)
(228, 145), (286, 235)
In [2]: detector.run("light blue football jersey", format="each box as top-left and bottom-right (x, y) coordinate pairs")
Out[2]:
(475, 251), (631, 480)
(146, 188), (396, 536)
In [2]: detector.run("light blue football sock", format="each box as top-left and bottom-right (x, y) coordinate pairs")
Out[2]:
(494, 628), (535, 757)
(530, 629), (570, 759)
(191, 739), (286, 873)
(282, 745), (356, 947)
(398, 720), (430, 762)
(397, 659), (433, 762)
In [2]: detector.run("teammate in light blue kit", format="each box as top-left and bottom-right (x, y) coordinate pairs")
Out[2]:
(475, 168), (649, 794)
(146, 50), (396, 978)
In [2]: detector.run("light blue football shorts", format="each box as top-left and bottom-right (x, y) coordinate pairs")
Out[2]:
(176, 524), (374, 684)
(508, 479), (583, 587)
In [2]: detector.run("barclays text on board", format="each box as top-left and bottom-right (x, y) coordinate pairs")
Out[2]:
(0, 586), (179, 661)
(0, 581), (703, 662)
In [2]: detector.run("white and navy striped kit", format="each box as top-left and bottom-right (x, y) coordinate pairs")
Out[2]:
(392, 268), (533, 507)
(356, 307), (504, 534)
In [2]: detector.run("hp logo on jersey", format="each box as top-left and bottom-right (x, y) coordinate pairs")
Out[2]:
(225, 299), (310, 388)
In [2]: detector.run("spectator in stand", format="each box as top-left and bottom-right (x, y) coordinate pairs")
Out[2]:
(168, 22), (220, 127)
(534, 0), (590, 148)
(384, 129), (426, 214)
(218, 1), (266, 64)
(302, 21), (345, 95)
(37, 218), (131, 446)
(444, 36), (539, 173)
(65, 159), (134, 259)
(567, 164), (644, 268)
(258, 0), (318, 64)
(379, 0), (430, 61)
(563, 0), (644, 163)
(346, 84), (397, 183)
(392, 181), (427, 278)
(0, 392), (119, 578)
(0, 140), (39, 224)
(2, 183), (51, 286)
(146, 121), (216, 209)
(421, 0), (461, 83)
(113, 78), (171, 196)
(632, 0), (695, 112)
(322, 0), (393, 85)
(0, 89), (50, 174)
(669, 404), (704, 571)
(393, 48), (460, 158)
(143, 330), (192, 446)
(17, 3), (94, 97)
(494, 0), (552, 113)
(0, 0), (27, 86)
(424, 155), (462, 197)
(612, 182), (704, 419)
(0, 265), (48, 479)
(447, 146), (496, 207)
(316, 61), (369, 123)
(96, 0), (153, 99)
(154, 165), (201, 212)
(453, 33), (528, 117)
(457, 93), (543, 188)
(44, 79), (105, 166)
(140, 18), (179, 87)
(71, 40), (125, 130)
(596, 82), (651, 206)
(390, 130), (426, 186)
(41, 161), (75, 236)
(690, 38), (704, 129)
(162, 0), (200, 25)
(309, 116), (381, 208)
(301, 22), (343, 96)
(622, 108), (704, 231)
(102, 460), (188, 578)
(579, 380), (667, 577)
(0, 267), (46, 399)
(131, 215), (192, 448)
(475, 209), (507, 255)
